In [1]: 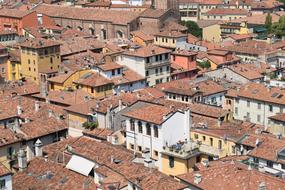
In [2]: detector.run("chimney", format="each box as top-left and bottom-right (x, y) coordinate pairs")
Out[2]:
(17, 105), (22, 115)
(143, 149), (153, 168)
(35, 139), (43, 157)
(118, 99), (123, 111)
(258, 182), (266, 190)
(18, 148), (27, 171)
(35, 101), (40, 112)
(184, 109), (191, 142)
(194, 173), (202, 184)
(48, 110), (53, 118)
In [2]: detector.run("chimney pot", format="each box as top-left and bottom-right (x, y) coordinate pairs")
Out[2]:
(18, 148), (27, 171)
(35, 139), (43, 157)
(194, 173), (202, 184)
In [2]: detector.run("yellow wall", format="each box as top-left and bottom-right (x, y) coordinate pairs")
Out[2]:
(20, 46), (60, 84)
(49, 69), (91, 91)
(0, 143), (21, 170)
(80, 84), (113, 98)
(161, 154), (196, 176)
(7, 60), (21, 81)
(68, 112), (88, 129)
(154, 36), (178, 48)
(209, 59), (218, 70)
(190, 131), (236, 158)
(203, 24), (221, 43)
(268, 123), (285, 137)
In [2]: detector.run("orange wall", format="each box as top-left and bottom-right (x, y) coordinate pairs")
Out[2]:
(0, 12), (38, 35)
(171, 54), (197, 70)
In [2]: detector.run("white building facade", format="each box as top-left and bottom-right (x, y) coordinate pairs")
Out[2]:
(125, 109), (191, 170)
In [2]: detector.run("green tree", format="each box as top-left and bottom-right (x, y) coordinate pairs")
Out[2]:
(83, 121), (98, 130)
(181, 20), (202, 38)
(272, 16), (285, 38)
(265, 13), (272, 33)
(198, 60), (211, 69)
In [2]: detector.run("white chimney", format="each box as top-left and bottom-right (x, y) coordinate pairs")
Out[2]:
(35, 139), (43, 157)
(184, 109), (191, 142)
(143, 149), (153, 168)
(17, 105), (22, 115)
(258, 182), (266, 190)
(18, 148), (27, 171)
(48, 110), (53, 118)
(194, 173), (202, 184)
(118, 99), (123, 111)
(35, 101), (40, 112)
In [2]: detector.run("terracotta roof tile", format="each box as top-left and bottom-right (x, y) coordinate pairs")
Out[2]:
(13, 158), (96, 190)
(123, 44), (171, 58)
(177, 161), (285, 190)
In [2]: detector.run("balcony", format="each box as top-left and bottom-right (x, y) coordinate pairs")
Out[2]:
(146, 60), (170, 69)
(162, 141), (200, 159)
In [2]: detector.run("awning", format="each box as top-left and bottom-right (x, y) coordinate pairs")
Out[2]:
(66, 155), (95, 176)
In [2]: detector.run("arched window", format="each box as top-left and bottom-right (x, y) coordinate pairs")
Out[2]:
(130, 119), (135, 131)
(146, 123), (151, 136)
(77, 26), (83, 31)
(101, 29), (107, 40)
(154, 125), (158, 138)
(66, 25), (72, 29)
(138, 121), (142, 133)
(116, 30), (124, 38)
(89, 28), (95, 35)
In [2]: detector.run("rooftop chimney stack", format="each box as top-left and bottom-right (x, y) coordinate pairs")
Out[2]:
(35, 139), (43, 157)
(35, 101), (40, 112)
(143, 149), (153, 168)
(194, 173), (202, 184)
(17, 105), (22, 115)
(18, 148), (27, 171)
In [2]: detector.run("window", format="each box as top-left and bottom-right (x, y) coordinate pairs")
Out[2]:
(210, 138), (213, 146)
(166, 66), (170, 71)
(267, 161), (273, 167)
(236, 98), (239, 104)
(155, 68), (158, 75)
(138, 121), (142, 133)
(50, 57), (53, 64)
(257, 115), (261, 122)
(112, 70), (115, 76)
(130, 144), (134, 150)
(154, 125), (158, 138)
(203, 136), (206, 141)
(0, 179), (5, 189)
(138, 146), (142, 152)
(173, 55), (176, 61)
(269, 105), (273, 112)
(282, 164), (285, 169)
(146, 123), (151, 136)
(130, 119), (135, 131)
(146, 70), (149, 76)
(160, 67), (163, 73)
(169, 156), (174, 168)
(194, 133), (199, 139)
(218, 140), (222, 149)
(91, 87), (94, 93)
(146, 57), (150, 63)
(117, 69), (121, 75)
(155, 55), (159, 62)
(165, 53), (169, 59)
(235, 107), (238, 115)
(258, 103), (261, 109)
(28, 67), (31, 71)
(154, 150), (158, 157)
(247, 100), (250, 107)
